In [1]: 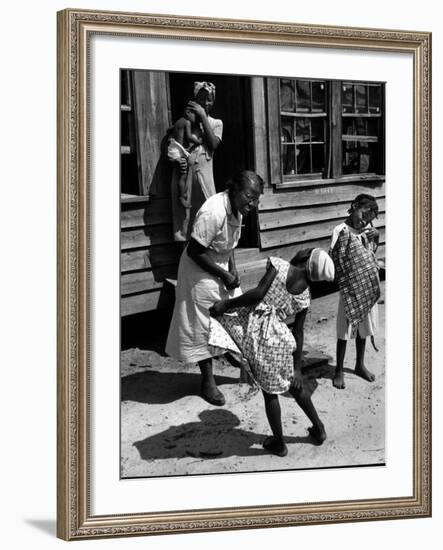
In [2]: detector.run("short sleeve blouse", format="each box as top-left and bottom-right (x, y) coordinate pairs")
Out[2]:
(191, 191), (242, 254)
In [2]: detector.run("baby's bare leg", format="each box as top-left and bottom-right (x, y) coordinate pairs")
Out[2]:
(178, 172), (189, 208)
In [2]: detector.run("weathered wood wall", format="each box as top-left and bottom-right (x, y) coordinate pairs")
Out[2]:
(121, 195), (179, 316)
(233, 180), (386, 291)
(121, 179), (385, 316)
(120, 72), (386, 317)
(259, 181), (385, 251)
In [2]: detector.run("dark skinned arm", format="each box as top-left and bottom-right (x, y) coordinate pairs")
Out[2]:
(291, 308), (308, 390)
(187, 101), (220, 151)
(174, 120), (185, 145)
(366, 226), (380, 253)
(183, 119), (202, 146)
(199, 113), (220, 151)
(169, 120), (188, 174)
(228, 250), (240, 287)
(209, 263), (277, 316)
(187, 238), (238, 289)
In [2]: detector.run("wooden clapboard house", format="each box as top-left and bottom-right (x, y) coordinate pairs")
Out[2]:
(121, 71), (385, 317)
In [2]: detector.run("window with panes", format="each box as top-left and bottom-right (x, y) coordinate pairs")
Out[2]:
(277, 78), (384, 185)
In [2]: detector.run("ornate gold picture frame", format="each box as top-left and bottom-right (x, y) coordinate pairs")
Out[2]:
(57, 8), (431, 540)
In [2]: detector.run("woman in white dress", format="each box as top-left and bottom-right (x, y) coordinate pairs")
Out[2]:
(166, 170), (264, 405)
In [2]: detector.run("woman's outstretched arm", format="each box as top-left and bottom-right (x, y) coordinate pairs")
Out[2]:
(209, 262), (277, 316)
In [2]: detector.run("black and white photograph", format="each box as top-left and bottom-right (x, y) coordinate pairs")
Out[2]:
(120, 70), (386, 478)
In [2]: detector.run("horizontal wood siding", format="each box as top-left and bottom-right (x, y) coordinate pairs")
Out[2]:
(258, 180), (385, 253)
(121, 199), (171, 228)
(121, 289), (174, 317)
(121, 265), (179, 295)
(259, 198), (385, 230)
(121, 180), (387, 316)
(121, 194), (179, 316)
(261, 214), (385, 249)
(259, 181), (385, 211)
(121, 244), (177, 273)
(121, 224), (174, 250)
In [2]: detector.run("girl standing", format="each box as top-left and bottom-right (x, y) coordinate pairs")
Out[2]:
(329, 194), (380, 389)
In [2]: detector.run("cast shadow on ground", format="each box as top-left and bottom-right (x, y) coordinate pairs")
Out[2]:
(304, 363), (365, 381)
(121, 370), (238, 405)
(300, 361), (345, 384)
(133, 409), (317, 462)
(278, 361), (335, 399)
(122, 359), (336, 406)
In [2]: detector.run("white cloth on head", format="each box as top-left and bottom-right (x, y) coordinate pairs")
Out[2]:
(307, 248), (335, 282)
(193, 81), (216, 98)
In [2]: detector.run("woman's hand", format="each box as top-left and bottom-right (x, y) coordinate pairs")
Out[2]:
(209, 301), (227, 317)
(222, 271), (241, 290)
(187, 100), (206, 120)
(229, 268), (241, 289)
(292, 369), (304, 391)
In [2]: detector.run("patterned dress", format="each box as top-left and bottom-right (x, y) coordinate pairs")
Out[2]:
(330, 222), (379, 339)
(208, 257), (310, 394)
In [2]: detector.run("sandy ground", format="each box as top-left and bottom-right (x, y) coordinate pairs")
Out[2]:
(121, 282), (385, 478)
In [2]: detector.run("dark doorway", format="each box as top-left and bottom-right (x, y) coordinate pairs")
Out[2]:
(168, 72), (258, 246)
(168, 73), (254, 189)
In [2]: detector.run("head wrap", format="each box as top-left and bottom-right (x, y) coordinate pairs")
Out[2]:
(307, 248), (335, 282)
(193, 81), (216, 99)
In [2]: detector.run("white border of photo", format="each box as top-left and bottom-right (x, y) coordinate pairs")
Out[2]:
(89, 33), (413, 515)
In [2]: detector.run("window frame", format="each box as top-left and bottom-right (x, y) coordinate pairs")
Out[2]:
(279, 78), (329, 180)
(269, 77), (385, 189)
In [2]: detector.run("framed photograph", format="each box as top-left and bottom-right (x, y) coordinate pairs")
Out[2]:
(57, 8), (431, 540)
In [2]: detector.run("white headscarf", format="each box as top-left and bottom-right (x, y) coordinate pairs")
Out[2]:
(193, 81), (216, 99)
(307, 248), (335, 282)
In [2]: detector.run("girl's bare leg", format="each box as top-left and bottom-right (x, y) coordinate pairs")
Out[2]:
(199, 358), (225, 406)
(333, 339), (347, 389)
(355, 334), (375, 382)
(290, 386), (326, 445)
(262, 391), (288, 456)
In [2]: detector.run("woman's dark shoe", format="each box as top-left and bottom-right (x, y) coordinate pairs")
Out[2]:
(262, 436), (288, 457)
(200, 386), (226, 406)
(308, 425), (327, 445)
